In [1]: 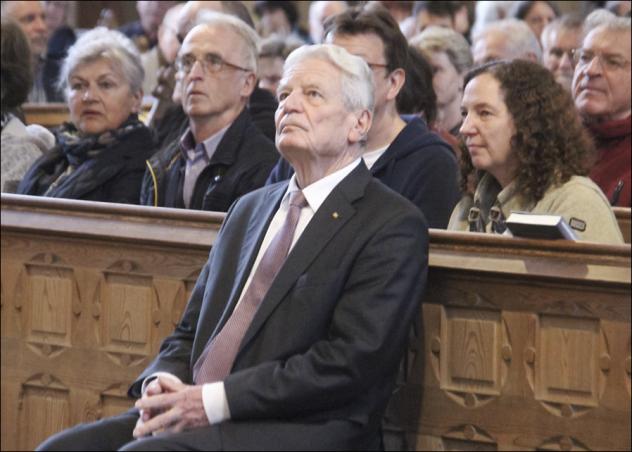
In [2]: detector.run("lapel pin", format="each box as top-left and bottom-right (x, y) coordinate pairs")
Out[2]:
(332, 212), (339, 219)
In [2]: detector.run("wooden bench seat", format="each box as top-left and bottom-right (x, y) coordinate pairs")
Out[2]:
(1, 194), (630, 451)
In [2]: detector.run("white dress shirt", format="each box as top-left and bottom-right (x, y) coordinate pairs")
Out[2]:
(144, 159), (363, 425)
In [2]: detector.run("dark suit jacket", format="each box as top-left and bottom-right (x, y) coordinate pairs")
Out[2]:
(129, 163), (428, 449)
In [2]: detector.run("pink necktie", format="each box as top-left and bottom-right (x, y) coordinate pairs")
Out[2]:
(193, 191), (307, 384)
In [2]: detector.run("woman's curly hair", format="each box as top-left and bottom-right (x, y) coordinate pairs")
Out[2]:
(459, 60), (595, 203)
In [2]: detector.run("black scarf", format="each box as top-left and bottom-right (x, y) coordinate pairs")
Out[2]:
(18, 114), (154, 200)
(55, 115), (146, 166)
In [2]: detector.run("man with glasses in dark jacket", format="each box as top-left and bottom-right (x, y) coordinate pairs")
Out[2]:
(140, 12), (277, 211)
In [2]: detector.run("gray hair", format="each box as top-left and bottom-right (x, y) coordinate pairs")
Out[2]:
(410, 26), (473, 74)
(472, 18), (543, 63)
(190, 10), (260, 75)
(58, 27), (143, 98)
(283, 44), (374, 114)
(584, 9), (631, 35)
(583, 9), (617, 34)
(541, 13), (584, 45)
(1, 1), (43, 15)
(259, 34), (303, 59)
(471, 1), (515, 38)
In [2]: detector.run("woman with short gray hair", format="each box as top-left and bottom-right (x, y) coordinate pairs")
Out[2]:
(18, 27), (156, 204)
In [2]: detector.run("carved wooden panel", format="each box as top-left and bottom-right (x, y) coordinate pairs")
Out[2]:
(100, 383), (136, 419)
(532, 315), (604, 416)
(441, 424), (498, 451)
(100, 267), (154, 367)
(18, 374), (70, 451)
(21, 257), (78, 358)
(437, 307), (509, 408)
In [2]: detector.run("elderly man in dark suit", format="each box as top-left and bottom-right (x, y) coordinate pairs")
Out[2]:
(38, 44), (428, 451)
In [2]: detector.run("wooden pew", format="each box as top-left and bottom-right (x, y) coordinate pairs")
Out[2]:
(2, 194), (630, 451)
(23, 102), (154, 130)
(614, 207), (631, 243)
(383, 230), (631, 451)
(22, 103), (69, 129)
(1, 194), (221, 451)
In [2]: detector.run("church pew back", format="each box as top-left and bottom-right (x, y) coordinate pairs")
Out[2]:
(383, 230), (631, 451)
(1, 194), (630, 451)
(23, 102), (153, 130)
(22, 103), (69, 129)
(614, 207), (631, 243)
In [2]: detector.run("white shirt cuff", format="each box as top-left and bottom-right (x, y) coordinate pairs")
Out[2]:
(202, 382), (231, 424)
(140, 372), (182, 395)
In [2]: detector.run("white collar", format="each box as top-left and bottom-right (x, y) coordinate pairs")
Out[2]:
(283, 158), (362, 213)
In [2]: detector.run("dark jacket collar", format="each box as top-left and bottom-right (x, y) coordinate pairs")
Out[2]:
(371, 116), (448, 174)
(206, 107), (253, 166)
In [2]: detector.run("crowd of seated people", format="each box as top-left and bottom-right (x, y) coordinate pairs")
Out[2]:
(1, 0), (630, 225)
(1, 1), (631, 450)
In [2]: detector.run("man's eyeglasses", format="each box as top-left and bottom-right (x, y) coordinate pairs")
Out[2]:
(570, 48), (631, 71)
(176, 53), (251, 74)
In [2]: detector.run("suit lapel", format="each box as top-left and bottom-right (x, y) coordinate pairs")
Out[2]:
(238, 163), (372, 353)
(213, 183), (287, 335)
